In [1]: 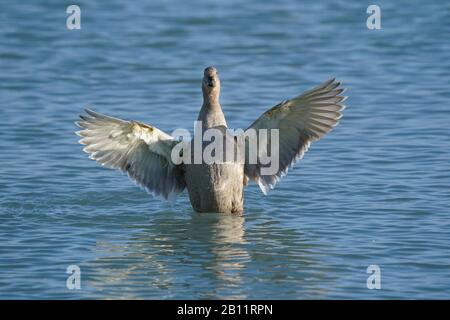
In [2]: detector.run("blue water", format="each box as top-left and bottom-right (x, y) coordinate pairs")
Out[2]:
(1, 0), (449, 299)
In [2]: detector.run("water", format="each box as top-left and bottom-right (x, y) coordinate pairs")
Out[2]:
(1, 0), (449, 299)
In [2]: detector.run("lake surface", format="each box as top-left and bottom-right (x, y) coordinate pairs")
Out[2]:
(0, 0), (449, 299)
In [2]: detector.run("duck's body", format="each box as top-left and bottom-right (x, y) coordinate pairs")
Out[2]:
(184, 67), (244, 213)
(185, 159), (245, 213)
(76, 67), (346, 213)
(184, 127), (245, 213)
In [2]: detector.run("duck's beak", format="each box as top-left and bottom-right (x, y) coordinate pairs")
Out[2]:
(207, 77), (216, 88)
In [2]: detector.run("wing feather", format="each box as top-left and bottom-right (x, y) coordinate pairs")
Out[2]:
(76, 109), (185, 201)
(244, 78), (346, 194)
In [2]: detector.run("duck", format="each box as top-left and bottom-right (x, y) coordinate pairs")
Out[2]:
(76, 66), (346, 213)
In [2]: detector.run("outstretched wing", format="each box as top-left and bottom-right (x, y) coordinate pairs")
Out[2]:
(244, 78), (346, 194)
(76, 109), (185, 201)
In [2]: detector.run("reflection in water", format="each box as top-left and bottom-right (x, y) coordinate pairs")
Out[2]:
(194, 213), (249, 299)
(84, 210), (327, 299)
(85, 211), (250, 299)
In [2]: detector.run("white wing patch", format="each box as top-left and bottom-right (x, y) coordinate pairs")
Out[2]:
(244, 78), (346, 194)
(76, 109), (185, 201)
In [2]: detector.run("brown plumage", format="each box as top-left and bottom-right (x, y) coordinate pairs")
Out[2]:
(76, 66), (346, 213)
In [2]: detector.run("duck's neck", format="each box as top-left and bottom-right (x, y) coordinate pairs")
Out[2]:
(199, 93), (227, 129)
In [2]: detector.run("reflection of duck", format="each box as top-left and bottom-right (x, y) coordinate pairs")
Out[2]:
(83, 211), (250, 299)
(211, 213), (246, 244)
(83, 211), (332, 299)
(202, 213), (250, 299)
(76, 67), (345, 213)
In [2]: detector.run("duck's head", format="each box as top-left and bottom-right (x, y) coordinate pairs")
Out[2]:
(202, 66), (220, 97)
